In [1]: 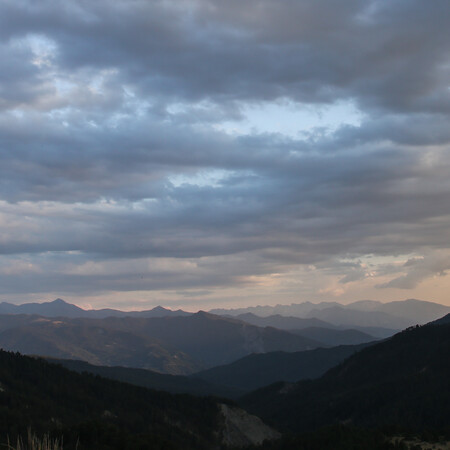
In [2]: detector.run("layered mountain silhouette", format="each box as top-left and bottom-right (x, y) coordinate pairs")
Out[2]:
(48, 342), (372, 398)
(0, 312), (321, 374)
(288, 327), (376, 346)
(0, 298), (447, 377)
(0, 298), (190, 319)
(193, 343), (371, 392)
(1, 300), (449, 448)
(241, 320), (450, 435)
(231, 313), (378, 345)
(211, 299), (450, 330)
(2, 298), (447, 331)
(231, 313), (332, 330)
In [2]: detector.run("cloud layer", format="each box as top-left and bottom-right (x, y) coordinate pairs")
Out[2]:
(1, 0), (450, 308)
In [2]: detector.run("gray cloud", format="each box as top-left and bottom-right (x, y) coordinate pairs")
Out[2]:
(0, 0), (449, 302)
(1, 0), (449, 111)
(377, 254), (450, 289)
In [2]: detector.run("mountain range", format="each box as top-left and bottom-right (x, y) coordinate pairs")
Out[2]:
(0, 298), (447, 377)
(0, 298), (190, 319)
(211, 298), (450, 329)
(232, 313), (379, 344)
(1, 299), (449, 448)
(2, 298), (448, 332)
(0, 312), (321, 374)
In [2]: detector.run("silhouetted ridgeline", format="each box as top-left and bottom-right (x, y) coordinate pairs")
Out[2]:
(241, 322), (450, 438)
(193, 343), (371, 392)
(0, 298), (191, 319)
(432, 312), (450, 325)
(49, 357), (243, 398)
(3, 298), (448, 330)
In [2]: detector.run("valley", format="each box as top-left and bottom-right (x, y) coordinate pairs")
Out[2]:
(0, 299), (449, 448)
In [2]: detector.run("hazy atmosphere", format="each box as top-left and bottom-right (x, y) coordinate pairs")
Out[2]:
(1, 0), (450, 310)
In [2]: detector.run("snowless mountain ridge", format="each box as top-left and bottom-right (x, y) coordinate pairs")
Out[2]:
(1, 298), (448, 330)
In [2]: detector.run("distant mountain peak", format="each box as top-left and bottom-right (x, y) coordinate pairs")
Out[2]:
(151, 305), (170, 312)
(0, 300), (190, 319)
(195, 310), (214, 317)
(52, 298), (69, 304)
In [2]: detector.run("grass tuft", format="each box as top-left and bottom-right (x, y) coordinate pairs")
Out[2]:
(5, 430), (65, 450)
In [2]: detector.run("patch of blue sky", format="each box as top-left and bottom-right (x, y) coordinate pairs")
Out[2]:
(216, 99), (363, 138)
(168, 169), (235, 188)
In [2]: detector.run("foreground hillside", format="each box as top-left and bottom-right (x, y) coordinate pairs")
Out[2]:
(242, 322), (450, 437)
(0, 350), (278, 449)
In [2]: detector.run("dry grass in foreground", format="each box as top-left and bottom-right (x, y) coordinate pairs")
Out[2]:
(4, 430), (67, 450)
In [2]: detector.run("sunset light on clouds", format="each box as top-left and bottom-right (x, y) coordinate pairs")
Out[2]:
(0, 0), (450, 309)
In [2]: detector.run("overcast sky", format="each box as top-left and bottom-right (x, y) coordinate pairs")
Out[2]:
(1, 0), (450, 310)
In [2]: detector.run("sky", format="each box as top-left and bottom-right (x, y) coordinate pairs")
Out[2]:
(1, 0), (450, 310)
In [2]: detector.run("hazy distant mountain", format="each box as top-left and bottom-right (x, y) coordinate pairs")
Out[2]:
(210, 301), (340, 318)
(0, 312), (322, 374)
(289, 327), (376, 346)
(233, 313), (333, 330)
(86, 304), (192, 319)
(0, 298), (191, 319)
(4, 298), (447, 330)
(0, 298), (87, 317)
(49, 357), (241, 398)
(336, 324), (399, 339)
(0, 316), (201, 375)
(232, 313), (378, 346)
(212, 299), (450, 330)
(342, 299), (381, 311)
(347, 298), (450, 324)
(304, 306), (412, 329)
(96, 312), (322, 368)
(193, 343), (370, 392)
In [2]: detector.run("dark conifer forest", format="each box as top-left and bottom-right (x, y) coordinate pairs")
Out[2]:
(0, 350), (224, 449)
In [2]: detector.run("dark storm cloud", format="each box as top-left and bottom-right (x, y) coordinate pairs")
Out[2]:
(0, 0), (449, 298)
